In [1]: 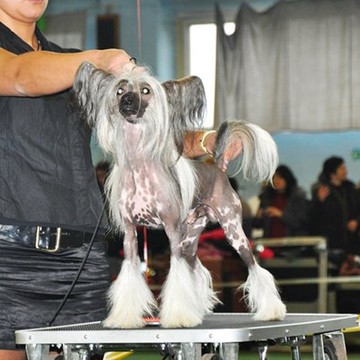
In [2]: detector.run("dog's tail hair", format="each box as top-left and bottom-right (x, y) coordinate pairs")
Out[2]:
(214, 120), (278, 183)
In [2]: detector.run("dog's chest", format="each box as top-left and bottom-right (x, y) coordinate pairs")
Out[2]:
(120, 166), (169, 228)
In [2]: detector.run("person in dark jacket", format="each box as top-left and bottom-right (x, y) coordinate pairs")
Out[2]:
(253, 165), (309, 238)
(0, 2), (135, 359)
(309, 156), (360, 264)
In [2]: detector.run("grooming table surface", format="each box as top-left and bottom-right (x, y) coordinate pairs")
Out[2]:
(16, 313), (358, 345)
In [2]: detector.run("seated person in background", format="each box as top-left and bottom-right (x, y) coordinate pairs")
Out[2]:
(339, 254), (360, 276)
(309, 156), (360, 266)
(253, 165), (309, 239)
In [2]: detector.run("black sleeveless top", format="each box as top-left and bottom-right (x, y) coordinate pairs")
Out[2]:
(0, 23), (106, 231)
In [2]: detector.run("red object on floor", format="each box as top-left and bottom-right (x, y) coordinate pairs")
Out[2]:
(199, 228), (274, 260)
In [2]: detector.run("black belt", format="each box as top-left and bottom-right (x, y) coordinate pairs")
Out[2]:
(0, 225), (102, 253)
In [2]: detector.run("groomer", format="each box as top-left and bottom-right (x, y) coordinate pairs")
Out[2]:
(0, 0), (138, 358)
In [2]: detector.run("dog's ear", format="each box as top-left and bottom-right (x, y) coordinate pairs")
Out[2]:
(73, 61), (114, 127)
(162, 76), (206, 126)
(162, 76), (206, 152)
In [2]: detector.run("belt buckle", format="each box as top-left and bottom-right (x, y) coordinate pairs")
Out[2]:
(35, 226), (61, 253)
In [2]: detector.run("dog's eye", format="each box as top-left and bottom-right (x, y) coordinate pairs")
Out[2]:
(117, 88), (124, 95)
(141, 87), (151, 95)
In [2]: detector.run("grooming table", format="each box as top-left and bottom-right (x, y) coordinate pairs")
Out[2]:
(15, 313), (358, 360)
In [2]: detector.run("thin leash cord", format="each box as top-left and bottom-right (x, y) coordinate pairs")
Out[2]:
(47, 205), (106, 327)
(136, 0), (142, 58)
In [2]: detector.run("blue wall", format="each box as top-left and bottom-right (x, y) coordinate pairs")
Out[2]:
(46, 0), (360, 201)
(46, 0), (280, 80)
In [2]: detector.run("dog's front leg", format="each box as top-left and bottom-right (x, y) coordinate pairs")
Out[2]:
(159, 218), (219, 328)
(103, 222), (157, 328)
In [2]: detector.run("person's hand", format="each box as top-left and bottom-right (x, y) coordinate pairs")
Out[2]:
(264, 206), (283, 218)
(347, 219), (358, 232)
(95, 49), (134, 74)
(256, 208), (264, 218)
(317, 185), (330, 202)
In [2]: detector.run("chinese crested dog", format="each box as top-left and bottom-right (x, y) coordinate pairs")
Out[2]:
(74, 62), (286, 328)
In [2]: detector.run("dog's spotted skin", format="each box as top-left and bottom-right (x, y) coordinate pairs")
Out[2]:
(121, 165), (164, 228)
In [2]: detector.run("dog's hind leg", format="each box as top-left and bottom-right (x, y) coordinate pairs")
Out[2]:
(216, 193), (286, 321)
(103, 223), (157, 328)
(159, 217), (219, 328)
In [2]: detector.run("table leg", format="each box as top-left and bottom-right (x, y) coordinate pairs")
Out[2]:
(180, 343), (202, 360)
(281, 336), (306, 360)
(313, 332), (348, 360)
(257, 344), (268, 360)
(25, 344), (49, 360)
(63, 344), (91, 360)
(218, 343), (239, 360)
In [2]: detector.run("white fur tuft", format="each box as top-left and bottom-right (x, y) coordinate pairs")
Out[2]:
(240, 263), (286, 321)
(173, 156), (198, 221)
(242, 122), (278, 183)
(160, 256), (218, 328)
(193, 258), (221, 314)
(103, 259), (158, 328)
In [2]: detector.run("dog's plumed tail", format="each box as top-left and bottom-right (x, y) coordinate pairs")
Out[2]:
(214, 120), (278, 183)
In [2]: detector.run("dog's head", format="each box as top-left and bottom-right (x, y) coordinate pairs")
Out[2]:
(73, 62), (206, 157)
(73, 62), (157, 125)
(116, 77), (152, 123)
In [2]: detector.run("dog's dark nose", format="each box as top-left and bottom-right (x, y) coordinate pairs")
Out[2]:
(121, 93), (135, 106)
(119, 91), (141, 121)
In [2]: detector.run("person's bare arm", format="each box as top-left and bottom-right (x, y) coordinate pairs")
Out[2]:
(184, 130), (241, 167)
(0, 48), (131, 97)
(183, 130), (210, 158)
